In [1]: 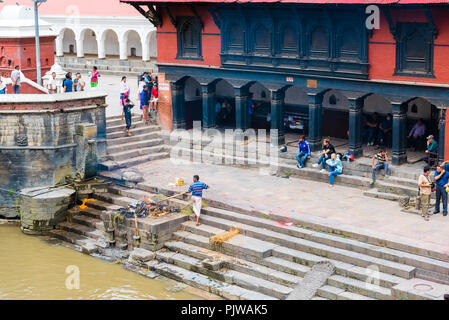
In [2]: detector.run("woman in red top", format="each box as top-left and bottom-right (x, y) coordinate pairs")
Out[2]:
(150, 83), (159, 112)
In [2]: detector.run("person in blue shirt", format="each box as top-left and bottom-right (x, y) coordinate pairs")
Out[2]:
(326, 153), (343, 187)
(63, 72), (73, 93)
(140, 85), (151, 124)
(122, 98), (134, 137)
(247, 93), (255, 127)
(187, 175), (210, 226)
(296, 135), (311, 169)
(433, 164), (449, 216)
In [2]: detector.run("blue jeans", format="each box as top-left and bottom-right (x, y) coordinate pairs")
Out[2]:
(372, 162), (389, 181)
(317, 154), (330, 169)
(329, 166), (341, 185)
(434, 185), (448, 214)
(13, 84), (20, 94)
(296, 152), (309, 168)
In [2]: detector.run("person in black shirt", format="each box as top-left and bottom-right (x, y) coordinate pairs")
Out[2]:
(313, 138), (336, 172)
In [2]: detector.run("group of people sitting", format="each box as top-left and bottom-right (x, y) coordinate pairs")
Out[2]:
(362, 112), (393, 147)
(215, 98), (233, 127)
(295, 136), (391, 188)
(296, 136), (343, 187)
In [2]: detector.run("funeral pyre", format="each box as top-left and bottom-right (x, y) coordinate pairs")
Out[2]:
(116, 196), (181, 219)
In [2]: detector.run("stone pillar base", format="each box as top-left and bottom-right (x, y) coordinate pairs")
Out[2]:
(392, 153), (407, 165)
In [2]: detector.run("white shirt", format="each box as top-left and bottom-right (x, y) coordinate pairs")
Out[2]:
(48, 78), (58, 91)
(120, 81), (130, 94)
(11, 69), (21, 85)
(0, 80), (6, 91)
(138, 81), (145, 94)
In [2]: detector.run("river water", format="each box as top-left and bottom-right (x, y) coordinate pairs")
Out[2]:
(0, 224), (202, 300)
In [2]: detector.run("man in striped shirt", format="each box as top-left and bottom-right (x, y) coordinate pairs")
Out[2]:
(188, 175), (209, 226)
(370, 148), (389, 185)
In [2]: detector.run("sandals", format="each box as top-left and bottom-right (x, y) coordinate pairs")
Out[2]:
(422, 214), (430, 221)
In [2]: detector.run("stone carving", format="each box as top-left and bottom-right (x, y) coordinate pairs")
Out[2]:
(15, 134), (28, 146)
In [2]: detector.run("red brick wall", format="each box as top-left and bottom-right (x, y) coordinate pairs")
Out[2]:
(369, 8), (449, 84)
(157, 5), (221, 67)
(155, 73), (173, 130)
(0, 36), (55, 82)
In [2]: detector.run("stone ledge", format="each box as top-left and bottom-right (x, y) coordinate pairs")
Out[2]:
(0, 91), (108, 104)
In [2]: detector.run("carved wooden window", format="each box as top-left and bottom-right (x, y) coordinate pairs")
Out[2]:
(310, 26), (328, 57)
(281, 25), (298, 54)
(395, 22), (434, 77)
(177, 17), (202, 59)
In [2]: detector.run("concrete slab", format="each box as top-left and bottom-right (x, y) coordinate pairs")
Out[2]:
(392, 278), (449, 300)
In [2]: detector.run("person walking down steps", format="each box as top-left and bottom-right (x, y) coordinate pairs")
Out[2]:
(187, 175), (209, 226)
(122, 98), (134, 137)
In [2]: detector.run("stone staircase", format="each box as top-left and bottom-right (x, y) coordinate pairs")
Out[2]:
(162, 131), (424, 204)
(98, 114), (169, 171)
(49, 182), (449, 300)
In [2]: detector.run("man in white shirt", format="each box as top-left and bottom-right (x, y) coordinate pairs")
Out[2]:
(48, 72), (58, 94)
(11, 65), (21, 94)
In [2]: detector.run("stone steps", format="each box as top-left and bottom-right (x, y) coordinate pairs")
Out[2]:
(58, 222), (104, 240)
(107, 139), (165, 155)
(172, 229), (395, 299)
(198, 205), (449, 275)
(106, 121), (155, 134)
(316, 285), (375, 300)
(145, 260), (275, 300)
(190, 214), (416, 279)
(107, 131), (160, 145)
(177, 222), (408, 288)
(99, 152), (169, 171)
(93, 192), (137, 208)
(106, 116), (142, 127)
(72, 213), (104, 230)
(164, 240), (302, 288)
(155, 250), (293, 299)
(327, 274), (392, 300)
(170, 146), (418, 197)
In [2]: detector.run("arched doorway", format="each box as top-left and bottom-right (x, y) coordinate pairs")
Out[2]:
(322, 90), (349, 139)
(361, 93), (392, 148)
(405, 97), (439, 155)
(103, 29), (119, 57)
(62, 28), (76, 54)
(283, 86), (309, 136)
(214, 79), (235, 129)
(247, 82), (270, 129)
(126, 30), (142, 59)
(81, 28), (98, 56)
(184, 77), (202, 130)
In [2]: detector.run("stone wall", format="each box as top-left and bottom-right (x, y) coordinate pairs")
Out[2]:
(0, 92), (107, 218)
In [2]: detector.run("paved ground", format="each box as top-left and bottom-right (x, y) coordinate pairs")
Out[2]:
(71, 73), (143, 117)
(132, 159), (449, 255)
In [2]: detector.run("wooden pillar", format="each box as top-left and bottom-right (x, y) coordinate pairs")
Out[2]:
(202, 84), (215, 129)
(439, 108), (446, 163)
(392, 102), (408, 165)
(307, 94), (323, 152)
(348, 98), (363, 158)
(270, 89), (285, 145)
(171, 82), (186, 130)
(235, 87), (248, 130)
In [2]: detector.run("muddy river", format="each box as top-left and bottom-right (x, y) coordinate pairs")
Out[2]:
(0, 224), (202, 300)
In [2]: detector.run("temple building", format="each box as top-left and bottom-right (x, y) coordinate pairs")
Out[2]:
(122, 0), (449, 164)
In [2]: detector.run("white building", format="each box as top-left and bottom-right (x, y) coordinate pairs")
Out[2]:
(0, 0), (157, 62)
